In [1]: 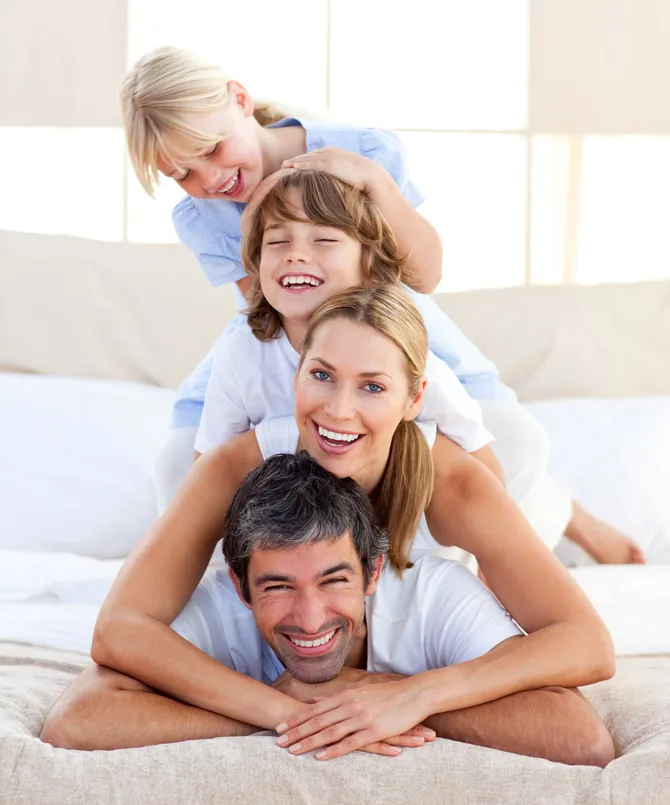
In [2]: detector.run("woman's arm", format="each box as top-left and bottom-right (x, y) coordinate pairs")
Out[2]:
(426, 433), (615, 679)
(92, 432), (304, 730)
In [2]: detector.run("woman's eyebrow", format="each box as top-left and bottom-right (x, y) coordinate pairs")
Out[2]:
(307, 357), (392, 380)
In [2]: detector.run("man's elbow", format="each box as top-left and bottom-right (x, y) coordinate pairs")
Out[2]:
(545, 687), (615, 768)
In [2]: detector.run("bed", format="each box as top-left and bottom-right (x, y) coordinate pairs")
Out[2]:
(1, 230), (670, 803)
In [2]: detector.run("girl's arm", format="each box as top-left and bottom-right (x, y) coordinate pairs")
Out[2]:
(425, 433), (615, 678)
(91, 433), (304, 730)
(284, 147), (442, 293)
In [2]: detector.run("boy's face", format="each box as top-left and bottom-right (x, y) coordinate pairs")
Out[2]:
(258, 188), (364, 324)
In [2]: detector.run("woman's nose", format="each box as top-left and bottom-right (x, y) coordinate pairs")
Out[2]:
(324, 387), (355, 421)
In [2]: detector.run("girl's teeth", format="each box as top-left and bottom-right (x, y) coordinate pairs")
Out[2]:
(318, 426), (360, 443)
(220, 170), (239, 193)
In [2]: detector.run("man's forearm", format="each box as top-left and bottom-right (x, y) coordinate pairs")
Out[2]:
(424, 687), (614, 767)
(41, 665), (260, 751)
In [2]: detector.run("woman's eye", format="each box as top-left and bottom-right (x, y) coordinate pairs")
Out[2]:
(311, 369), (331, 382)
(363, 382), (384, 394)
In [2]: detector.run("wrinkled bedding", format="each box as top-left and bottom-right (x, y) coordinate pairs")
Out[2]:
(1, 642), (669, 805)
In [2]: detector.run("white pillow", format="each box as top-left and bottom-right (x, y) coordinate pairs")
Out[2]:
(526, 396), (670, 562)
(0, 373), (175, 558)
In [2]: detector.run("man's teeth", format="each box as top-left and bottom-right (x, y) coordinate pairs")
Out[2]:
(289, 630), (336, 648)
(219, 170), (239, 193)
(281, 275), (321, 287)
(318, 426), (360, 443)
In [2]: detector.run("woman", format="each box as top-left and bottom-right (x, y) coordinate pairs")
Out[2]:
(91, 286), (614, 756)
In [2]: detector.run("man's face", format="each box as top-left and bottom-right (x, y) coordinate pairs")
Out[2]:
(231, 535), (381, 683)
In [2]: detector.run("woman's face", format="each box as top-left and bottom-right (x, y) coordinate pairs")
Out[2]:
(157, 86), (264, 203)
(295, 317), (426, 493)
(259, 188), (364, 325)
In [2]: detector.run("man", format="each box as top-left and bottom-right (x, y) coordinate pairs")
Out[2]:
(41, 453), (614, 766)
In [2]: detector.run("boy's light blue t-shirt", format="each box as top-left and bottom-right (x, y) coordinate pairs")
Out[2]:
(171, 117), (513, 428)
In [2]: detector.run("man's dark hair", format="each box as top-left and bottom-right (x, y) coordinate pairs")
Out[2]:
(222, 453), (389, 601)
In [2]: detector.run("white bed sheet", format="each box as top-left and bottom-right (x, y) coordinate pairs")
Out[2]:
(2, 550), (670, 657)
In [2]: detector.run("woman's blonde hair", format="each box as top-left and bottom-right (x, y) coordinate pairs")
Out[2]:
(300, 285), (433, 574)
(242, 170), (416, 341)
(120, 46), (286, 195)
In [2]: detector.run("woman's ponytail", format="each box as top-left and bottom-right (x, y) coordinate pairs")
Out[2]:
(372, 420), (434, 573)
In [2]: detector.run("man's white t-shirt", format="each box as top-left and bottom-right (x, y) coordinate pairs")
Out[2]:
(194, 324), (493, 455)
(172, 554), (522, 684)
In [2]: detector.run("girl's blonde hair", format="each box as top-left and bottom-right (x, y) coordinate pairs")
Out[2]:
(301, 285), (433, 574)
(241, 170), (415, 341)
(121, 46), (286, 195)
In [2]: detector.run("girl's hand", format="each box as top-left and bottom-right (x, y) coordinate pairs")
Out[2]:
(241, 167), (296, 235)
(275, 678), (429, 760)
(282, 147), (384, 193)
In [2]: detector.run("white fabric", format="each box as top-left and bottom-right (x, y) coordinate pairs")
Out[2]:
(194, 324), (492, 455)
(0, 373), (174, 558)
(171, 554), (523, 682)
(3, 548), (670, 657)
(526, 396), (670, 562)
(478, 399), (572, 551)
(254, 416), (442, 560)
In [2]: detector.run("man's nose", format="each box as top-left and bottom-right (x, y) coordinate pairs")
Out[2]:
(292, 590), (328, 636)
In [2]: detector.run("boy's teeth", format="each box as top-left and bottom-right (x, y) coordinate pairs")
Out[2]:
(281, 275), (321, 287)
(318, 425), (360, 443)
(289, 630), (336, 648)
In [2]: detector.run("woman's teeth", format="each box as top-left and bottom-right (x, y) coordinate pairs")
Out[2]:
(281, 275), (322, 287)
(219, 170), (239, 194)
(289, 630), (336, 648)
(318, 426), (360, 443)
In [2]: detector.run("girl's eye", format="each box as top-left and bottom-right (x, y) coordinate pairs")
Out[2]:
(175, 170), (191, 182)
(311, 369), (332, 382)
(363, 382), (384, 394)
(204, 143), (220, 158)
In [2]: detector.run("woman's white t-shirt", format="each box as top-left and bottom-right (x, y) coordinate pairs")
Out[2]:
(194, 325), (493, 457)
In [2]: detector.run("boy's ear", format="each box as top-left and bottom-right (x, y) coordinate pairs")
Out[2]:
(227, 80), (254, 117)
(402, 377), (427, 422)
(228, 566), (252, 610)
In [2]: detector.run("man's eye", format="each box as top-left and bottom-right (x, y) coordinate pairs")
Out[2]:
(264, 585), (289, 592)
(323, 577), (347, 586)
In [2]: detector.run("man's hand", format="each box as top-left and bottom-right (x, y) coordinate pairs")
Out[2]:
(275, 676), (432, 760)
(272, 670), (434, 758)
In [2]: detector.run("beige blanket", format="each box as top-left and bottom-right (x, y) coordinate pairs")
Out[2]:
(2, 642), (669, 805)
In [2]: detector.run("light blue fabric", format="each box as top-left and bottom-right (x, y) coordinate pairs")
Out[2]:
(171, 117), (513, 428)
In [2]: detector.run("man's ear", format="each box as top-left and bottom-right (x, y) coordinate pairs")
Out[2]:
(364, 555), (384, 597)
(228, 566), (253, 610)
(402, 377), (427, 422)
(227, 80), (254, 117)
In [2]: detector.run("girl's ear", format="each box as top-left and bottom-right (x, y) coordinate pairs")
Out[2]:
(227, 80), (254, 117)
(402, 377), (427, 422)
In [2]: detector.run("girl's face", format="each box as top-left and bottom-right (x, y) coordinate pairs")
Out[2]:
(157, 87), (264, 202)
(259, 188), (364, 324)
(295, 318), (425, 494)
